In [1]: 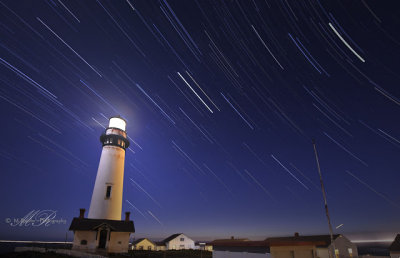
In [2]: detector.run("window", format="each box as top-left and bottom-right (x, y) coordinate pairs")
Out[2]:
(179, 245), (184, 249)
(290, 251), (295, 258)
(139, 246), (143, 250)
(148, 246), (152, 250)
(80, 240), (87, 245)
(106, 186), (112, 198)
(348, 248), (353, 257)
(335, 249), (339, 258)
(180, 238), (184, 241)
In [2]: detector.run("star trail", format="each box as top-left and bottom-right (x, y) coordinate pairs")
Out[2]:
(0, 0), (399, 242)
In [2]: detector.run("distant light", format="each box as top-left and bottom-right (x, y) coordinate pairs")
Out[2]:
(109, 117), (126, 131)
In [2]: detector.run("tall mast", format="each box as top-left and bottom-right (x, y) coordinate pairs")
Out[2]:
(312, 139), (336, 258)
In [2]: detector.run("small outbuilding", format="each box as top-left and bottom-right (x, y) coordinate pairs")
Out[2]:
(160, 233), (195, 250)
(69, 209), (134, 254)
(390, 234), (400, 258)
(132, 238), (157, 251)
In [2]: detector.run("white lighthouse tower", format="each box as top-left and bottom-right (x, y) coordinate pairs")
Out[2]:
(69, 116), (134, 254)
(88, 116), (130, 220)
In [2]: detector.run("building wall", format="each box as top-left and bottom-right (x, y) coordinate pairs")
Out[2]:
(390, 251), (400, 258)
(324, 235), (359, 258)
(72, 230), (130, 253)
(156, 245), (166, 251)
(72, 231), (98, 251)
(88, 145), (126, 220)
(203, 245), (213, 251)
(166, 234), (195, 250)
(316, 248), (329, 258)
(270, 245), (316, 258)
(133, 239), (157, 250)
(213, 250), (270, 258)
(107, 232), (130, 253)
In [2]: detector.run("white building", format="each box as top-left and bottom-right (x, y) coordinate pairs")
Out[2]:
(160, 233), (195, 250)
(69, 117), (134, 254)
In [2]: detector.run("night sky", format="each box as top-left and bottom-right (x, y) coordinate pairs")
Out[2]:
(0, 0), (399, 242)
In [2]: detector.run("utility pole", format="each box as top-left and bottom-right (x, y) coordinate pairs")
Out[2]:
(312, 139), (336, 258)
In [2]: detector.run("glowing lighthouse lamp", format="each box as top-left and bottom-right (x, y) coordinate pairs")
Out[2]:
(69, 116), (135, 254)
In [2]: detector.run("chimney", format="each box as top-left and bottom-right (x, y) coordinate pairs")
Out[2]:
(79, 208), (85, 219)
(294, 232), (299, 237)
(125, 212), (130, 221)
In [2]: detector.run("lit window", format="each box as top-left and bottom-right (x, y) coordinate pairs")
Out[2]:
(106, 186), (112, 198)
(148, 246), (151, 250)
(335, 249), (339, 258)
(348, 248), (353, 257)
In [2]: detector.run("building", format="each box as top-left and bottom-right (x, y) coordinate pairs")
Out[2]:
(212, 238), (270, 258)
(267, 233), (358, 258)
(69, 116), (135, 254)
(155, 241), (167, 251)
(196, 241), (213, 251)
(211, 234), (358, 258)
(160, 233), (195, 250)
(132, 238), (157, 251)
(390, 234), (400, 258)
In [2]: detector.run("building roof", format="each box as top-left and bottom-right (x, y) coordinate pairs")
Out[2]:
(69, 218), (135, 232)
(390, 234), (400, 252)
(266, 234), (341, 247)
(211, 240), (270, 254)
(132, 238), (156, 246)
(161, 233), (184, 243)
(212, 240), (269, 247)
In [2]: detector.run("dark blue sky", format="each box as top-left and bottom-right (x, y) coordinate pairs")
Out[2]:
(0, 0), (399, 242)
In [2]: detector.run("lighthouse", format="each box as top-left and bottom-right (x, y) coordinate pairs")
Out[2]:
(88, 116), (130, 220)
(69, 116), (134, 254)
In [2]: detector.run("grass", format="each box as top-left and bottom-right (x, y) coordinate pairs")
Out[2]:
(0, 250), (212, 258)
(0, 251), (72, 258)
(113, 249), (212, 258)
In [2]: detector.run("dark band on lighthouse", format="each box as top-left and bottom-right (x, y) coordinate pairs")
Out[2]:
(100, 133), (130, 149)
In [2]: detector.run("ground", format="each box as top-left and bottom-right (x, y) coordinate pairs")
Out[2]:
(0, 251), (71, 258)
(0, 250), (212, 258)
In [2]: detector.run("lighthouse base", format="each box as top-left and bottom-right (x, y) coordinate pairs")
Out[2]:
(69, 217), (134, 254)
